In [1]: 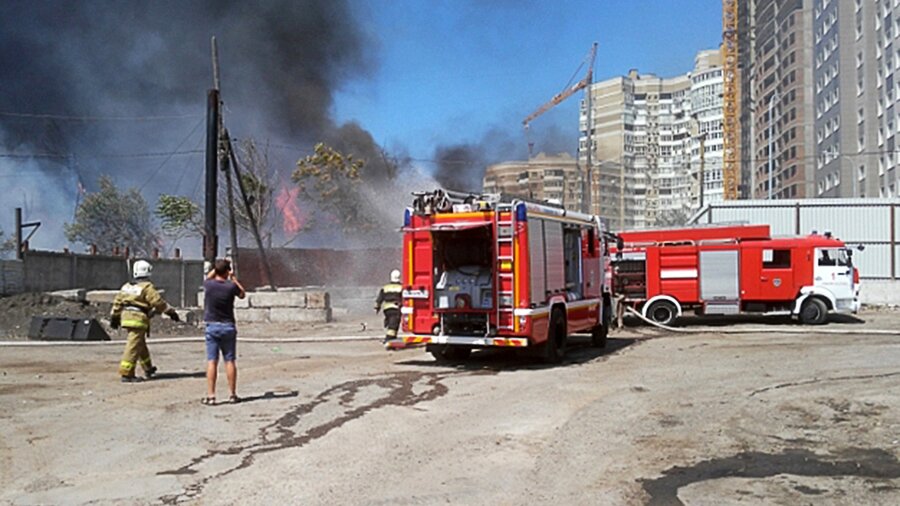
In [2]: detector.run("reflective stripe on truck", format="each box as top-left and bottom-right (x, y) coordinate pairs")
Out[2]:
(400, 335), (529, 347)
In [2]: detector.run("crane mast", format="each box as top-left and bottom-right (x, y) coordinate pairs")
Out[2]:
(721, 0), (739, 200)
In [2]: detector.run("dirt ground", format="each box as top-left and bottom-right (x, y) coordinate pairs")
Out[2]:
(0, 293), (200, 339)
(2, 308), (900, 505)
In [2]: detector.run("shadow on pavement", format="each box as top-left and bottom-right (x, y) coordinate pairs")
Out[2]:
(151, 371), (206, 380)
(394, 336), (637, 372)
(238, 390), (300, 403)
(627, 313), (866, 328)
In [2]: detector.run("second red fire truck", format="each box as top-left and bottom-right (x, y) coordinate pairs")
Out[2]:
(396, 190), (612, 362)
(611, 224), (861, 326)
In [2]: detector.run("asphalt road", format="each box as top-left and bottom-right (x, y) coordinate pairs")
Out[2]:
(2, 311), (900, 505)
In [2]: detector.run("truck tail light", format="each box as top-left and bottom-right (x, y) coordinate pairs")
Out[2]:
(853, 267), (860, 284)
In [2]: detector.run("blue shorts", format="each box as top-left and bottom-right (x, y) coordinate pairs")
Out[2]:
(205, 322), (237, 361)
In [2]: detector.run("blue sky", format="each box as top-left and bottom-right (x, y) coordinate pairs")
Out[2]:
(334, 0), (723, 162)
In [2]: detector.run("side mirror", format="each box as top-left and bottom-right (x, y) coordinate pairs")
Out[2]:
(857, 244), (866, 252)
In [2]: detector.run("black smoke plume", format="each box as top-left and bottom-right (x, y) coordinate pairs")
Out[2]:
(0, 0), (386, 249)
(432, 126), (576, 193)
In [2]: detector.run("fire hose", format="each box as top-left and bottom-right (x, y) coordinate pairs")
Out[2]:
(2, 309), (899, 346)
(0, 335), (385, 347)
(624, 305), (900, 335)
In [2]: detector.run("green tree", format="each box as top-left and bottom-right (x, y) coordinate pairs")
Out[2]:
(293, 142), (374, 232)
(155, 194), (203, 252)
(0, 229), (15, 258)
(65, 175), (160, 256)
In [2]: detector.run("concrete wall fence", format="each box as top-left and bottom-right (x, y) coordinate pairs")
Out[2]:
(237, 247), (402, 290)
(11, 250), (204, 307)
(0, 260), (24, 296)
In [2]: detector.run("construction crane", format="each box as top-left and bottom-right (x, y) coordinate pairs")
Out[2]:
(523, 42), (598, 158)
(721, 0), (739, 200)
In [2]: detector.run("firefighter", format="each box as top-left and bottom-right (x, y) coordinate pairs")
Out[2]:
(110, 260), (181, 382)
(375, 269), (402, 344)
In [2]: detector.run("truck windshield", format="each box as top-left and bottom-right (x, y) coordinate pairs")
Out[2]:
(817, 248), (849, 267)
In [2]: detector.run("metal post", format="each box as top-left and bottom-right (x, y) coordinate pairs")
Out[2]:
(14, 207), (22, 260)
(699, 133), (706, 209)
(204, 89), (219, 267)
(584, 81), (593, 216)
(767, 92), (778, 200)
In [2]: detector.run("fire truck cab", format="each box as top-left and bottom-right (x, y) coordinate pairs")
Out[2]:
(398, 190), (612, 363)
(612, 224), (861, 326)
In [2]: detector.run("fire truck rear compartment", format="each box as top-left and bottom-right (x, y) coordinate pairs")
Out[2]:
(432, 227), (494, 336)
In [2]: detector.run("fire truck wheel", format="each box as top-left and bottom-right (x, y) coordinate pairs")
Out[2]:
(645, 300), (678, 326)
(799, 297), (828, 325)
(592, 295), (611, 348)
(591, 324), (608, 348)
(541, 308), (567, 364)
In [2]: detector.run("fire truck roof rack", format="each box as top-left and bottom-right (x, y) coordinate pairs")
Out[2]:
(411, 189), (570, 216)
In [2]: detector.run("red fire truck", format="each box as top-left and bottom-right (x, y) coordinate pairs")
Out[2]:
(396, 190), (612, 362)
(611, 224), (861, 326)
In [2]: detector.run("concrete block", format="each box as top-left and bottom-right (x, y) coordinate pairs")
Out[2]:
(305, 291), (330, 309)
(49, 288), (86, 302)
(233, 308), (271, 323)
(198, 290), (250, 308)
(87, 288), (165, 304)
(85, 290), (120, 304)
(276, 286), (312, 292)
(248, 291), (306, 308)
(173, 309), (201, 325)
(269, 308), (331, 323)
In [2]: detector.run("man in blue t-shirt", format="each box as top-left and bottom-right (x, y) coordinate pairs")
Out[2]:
(202, 259), (246, 405)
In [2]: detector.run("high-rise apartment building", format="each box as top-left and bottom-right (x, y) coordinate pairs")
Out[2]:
(746, 0), (815, 199)
(813, 0), (870, 197)
(482, 152), (583, 212)
(868, 0), (900, 197)
(581, 70), (693, 229)
(691, 50), (725, 208)
(741, 0), (893, 199)
(581, 51), (724, 229)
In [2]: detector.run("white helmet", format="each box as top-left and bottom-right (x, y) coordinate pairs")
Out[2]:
(133, 260), (153, 279)
(390, 269), (401, 283)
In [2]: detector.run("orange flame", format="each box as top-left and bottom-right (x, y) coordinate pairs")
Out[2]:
(275, 186), (304, 234)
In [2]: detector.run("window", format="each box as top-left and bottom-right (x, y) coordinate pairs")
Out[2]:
(818, 248), (849, 267)
(763, 249), (792, 269)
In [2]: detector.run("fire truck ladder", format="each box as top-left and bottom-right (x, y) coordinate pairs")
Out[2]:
(495, 203), (516, 332)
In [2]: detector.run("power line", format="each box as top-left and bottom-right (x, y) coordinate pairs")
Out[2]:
(0, 111), (203, 122)
(138, 117), (206, 192)
(0, 150), (204, 160)
(172, 131), (208, 192)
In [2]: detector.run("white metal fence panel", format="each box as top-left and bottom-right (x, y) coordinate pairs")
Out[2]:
(708, 205), (796, 235)
(855, 244), (892, 279)
(798, 204), (891, 242)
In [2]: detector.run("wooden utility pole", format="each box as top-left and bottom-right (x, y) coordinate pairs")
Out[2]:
(204, 89), (219, 268)
(211, 36), (240, 275)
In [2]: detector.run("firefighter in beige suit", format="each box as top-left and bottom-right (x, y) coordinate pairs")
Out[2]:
(110, 260), (180, 382)
(375, 269), (403, 344)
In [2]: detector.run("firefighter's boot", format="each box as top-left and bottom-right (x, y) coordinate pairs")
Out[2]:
(144, 364), (158, 379)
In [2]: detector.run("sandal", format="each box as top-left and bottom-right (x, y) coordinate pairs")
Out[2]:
(201, 396), (215, 406)
(228, 395), (241, 404)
